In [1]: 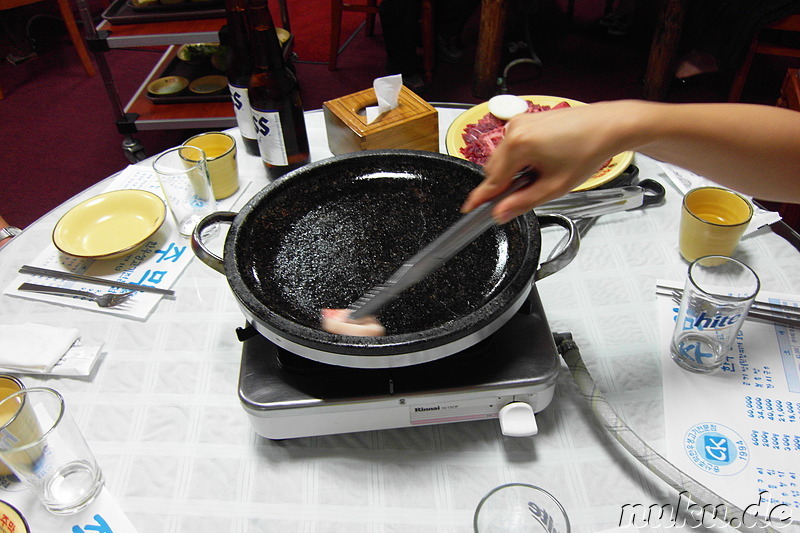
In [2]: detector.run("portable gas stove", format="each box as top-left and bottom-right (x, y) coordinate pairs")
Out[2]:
(237, 287), (560, 440)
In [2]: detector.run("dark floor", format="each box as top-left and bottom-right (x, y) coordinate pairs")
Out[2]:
(0, 0), (797, 229)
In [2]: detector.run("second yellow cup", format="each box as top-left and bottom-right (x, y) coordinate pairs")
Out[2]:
(183, 132), (239, 200)
(0, 375), (41, 479)
(679, 186), (753, 263)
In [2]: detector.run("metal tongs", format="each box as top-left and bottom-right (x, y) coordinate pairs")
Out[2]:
(347, 171), (537, 320)
(540, 177), (666, 262)
(534, 180), (665, 219)
(534, 186), (644, 218)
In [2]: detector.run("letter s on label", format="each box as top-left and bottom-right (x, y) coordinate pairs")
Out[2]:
(257, 116), (270, 136)
(233, 92), (243, 110)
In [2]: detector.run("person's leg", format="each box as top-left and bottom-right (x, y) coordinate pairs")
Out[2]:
(674, 0), (725, 79)
(1, 6), (38, 64)
(434, 0), (479, 62)
(379, 0), (424, 78)
(599, 0), (637, 36)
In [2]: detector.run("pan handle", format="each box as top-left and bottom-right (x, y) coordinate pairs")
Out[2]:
(191, 211), (236, 275)
(534, 214), (579, 282)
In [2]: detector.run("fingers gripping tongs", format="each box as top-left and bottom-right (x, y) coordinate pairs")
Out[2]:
(347, 172), (537, 321)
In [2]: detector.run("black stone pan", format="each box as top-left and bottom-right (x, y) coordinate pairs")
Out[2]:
(193, 150), (578, 368)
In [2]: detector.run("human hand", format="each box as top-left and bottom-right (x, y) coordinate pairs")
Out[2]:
(461, 101), (631, 223)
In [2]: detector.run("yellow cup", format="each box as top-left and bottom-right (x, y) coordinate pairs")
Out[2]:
(679, 186), (753, 263)
(183, 132), (239, 200)
(0, 375), (26, 477)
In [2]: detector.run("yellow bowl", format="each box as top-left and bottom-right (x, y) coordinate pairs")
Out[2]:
(53, 190), (166, 260)
(445, 95), (634, 191)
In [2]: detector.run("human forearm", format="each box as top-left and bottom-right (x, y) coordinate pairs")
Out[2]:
(462, 100), (800, 221)
(629, 101), (800, 203)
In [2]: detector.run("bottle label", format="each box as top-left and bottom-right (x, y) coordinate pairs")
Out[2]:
(228, 84), (257, 140)
(252, 108), (288, 166)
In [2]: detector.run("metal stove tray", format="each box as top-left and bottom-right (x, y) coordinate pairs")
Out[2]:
(101, 0), (224, 24)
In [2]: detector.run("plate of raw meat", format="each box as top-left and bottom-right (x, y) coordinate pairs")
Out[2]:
(445, 95), (634, 191)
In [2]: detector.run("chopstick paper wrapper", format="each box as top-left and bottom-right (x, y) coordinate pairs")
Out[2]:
(18, 265), (175, 296)
(657, 283), (800, 513)
(4, 165), (206, 320)
(0, 323), (102, 376)
(0, 486), (139, 533)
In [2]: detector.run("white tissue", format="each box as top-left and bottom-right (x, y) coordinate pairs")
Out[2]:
(0, 322), (100, 375)
(366, 74), (402, 124)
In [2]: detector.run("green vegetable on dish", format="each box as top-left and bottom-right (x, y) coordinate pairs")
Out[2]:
(177, 43), (221, 63)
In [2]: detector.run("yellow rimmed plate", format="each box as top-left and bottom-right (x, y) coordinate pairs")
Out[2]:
(445, 95), (634, 191)
(147, 76), (189, 96)
(189, 75), (227, 95)
(53, 189), (166, 260)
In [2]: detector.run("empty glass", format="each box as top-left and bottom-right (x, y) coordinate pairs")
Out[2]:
(153, 145), (218, 237)
(474, 483), (571, 532)
(0, 387), (103, 514)
(670, 255), (760, 373)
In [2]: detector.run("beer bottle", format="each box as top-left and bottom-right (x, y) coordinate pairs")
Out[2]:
(246, 0), (310, 179)
(222, 0), (259, 156)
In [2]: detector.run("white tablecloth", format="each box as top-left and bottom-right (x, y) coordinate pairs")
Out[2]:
(1, 108), (798, 532)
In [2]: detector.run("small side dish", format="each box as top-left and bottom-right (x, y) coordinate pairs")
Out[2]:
(147, 76), (189, 96)
(177, 43), (221, 64)
(189, 75), (227, 94)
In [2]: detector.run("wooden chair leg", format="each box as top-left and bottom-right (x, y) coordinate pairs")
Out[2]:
(365, 0), (376, 36)
(55, 0), (96, 78)
(329, 0), (343, 70)
(728, 35), (759, 102)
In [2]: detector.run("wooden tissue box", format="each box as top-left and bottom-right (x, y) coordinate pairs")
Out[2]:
(323, 86), (439, 155)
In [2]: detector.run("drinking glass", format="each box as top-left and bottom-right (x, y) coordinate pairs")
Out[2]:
(0, 387), (103, 514)
(474, 483), (571, 532)
(153, 145), (218, 237)
(670, 255), (760, 373)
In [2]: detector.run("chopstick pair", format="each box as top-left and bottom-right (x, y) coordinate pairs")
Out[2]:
(656, 285), (800, 328)
(18, 265), (176, 297)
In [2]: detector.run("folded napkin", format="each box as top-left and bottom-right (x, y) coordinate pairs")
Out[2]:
(0, 323), (79, 373)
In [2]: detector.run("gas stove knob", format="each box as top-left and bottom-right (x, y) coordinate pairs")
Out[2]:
(498, 401), (538, 437)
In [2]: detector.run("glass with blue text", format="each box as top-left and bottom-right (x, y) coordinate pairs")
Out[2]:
(670, 256), (759, 373)
(474, 483), (570, 532)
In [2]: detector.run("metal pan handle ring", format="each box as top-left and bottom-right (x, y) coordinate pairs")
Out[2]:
(534, 214), (579, 281)
(191, 211), (236, 275)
